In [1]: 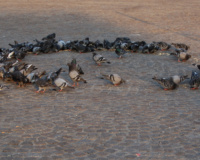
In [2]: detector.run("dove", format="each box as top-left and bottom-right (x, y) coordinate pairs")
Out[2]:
(189, 71), (200, 90)
(92, 52), (111, 66)
(47, 68), (62, 82)
(101, 73), (125, 86)
(32, 46), (41, 55)
(152, 75), (188, 90)
(57, 40), (66, 50)
(0, 84), (9, 90)
(94, 40), (104, 50)
(42, 33), (56, 41)
(103, 39), (113, 49)
(153, 41), (171, 51)
(171, 43), (190, 50)
(34, 75), (51, 93)
(11, 71), (29, 87)
(53, 77), (74, 91)
(67, 63), (87, 86)
(170, 51), (191, 62)
(115, 46), (126, 59)
(20, 64), (37, 76)
(27, 70), (46, 83)
(70, 58), (84, 74)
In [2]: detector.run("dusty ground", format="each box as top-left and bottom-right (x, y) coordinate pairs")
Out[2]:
(0, 0), (200, 159)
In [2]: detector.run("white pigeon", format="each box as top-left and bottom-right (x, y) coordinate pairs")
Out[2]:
(53, 78), (74, 91)
(101, 73), (125, 86)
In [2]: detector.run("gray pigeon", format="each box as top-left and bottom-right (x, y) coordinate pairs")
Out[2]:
(152, 75), (188, 90)
(67, 63), (87, 86)
(27, 70), (46, 83)
(92, 52), (111, 66)
(101, 73), (125, 86)
(42, 33), (56, 41)
(70, 58), (84, 74)
(34, 75), (51, 93)
(115, 48), (126, 59)
(47, 68), (62, 82)
(189, 71), (200, 90)
(53, 77), (74, 91)
(57, 40), (66, 50)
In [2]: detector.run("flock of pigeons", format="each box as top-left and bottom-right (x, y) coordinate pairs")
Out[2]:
(0, 33), (200, 92)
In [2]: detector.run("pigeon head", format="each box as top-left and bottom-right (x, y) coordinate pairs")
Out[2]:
(92, 52), (97, 57)
(185, 54), (191, 60)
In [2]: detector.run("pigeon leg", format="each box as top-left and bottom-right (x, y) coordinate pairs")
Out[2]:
(72, 83), (76, 87)
(164, 88), (168, 91)
(178, 59), (181, 62)
(77, 82), (79, 86)
(114, 84), (119, 86)
(97, 64), (101, 66)
(36, 87), (42, 93)
(191, 88), (198, 90)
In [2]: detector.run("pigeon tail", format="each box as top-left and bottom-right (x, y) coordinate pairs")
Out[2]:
(56, 68), (62, 76)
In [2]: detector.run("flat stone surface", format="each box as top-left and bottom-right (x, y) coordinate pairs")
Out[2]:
(0, 0), (200, 159)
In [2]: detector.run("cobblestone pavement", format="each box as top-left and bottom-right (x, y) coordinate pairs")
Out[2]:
(0, 0), (200, 159)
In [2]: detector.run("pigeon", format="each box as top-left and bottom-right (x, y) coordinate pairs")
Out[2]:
(189, 71), (200, 90)
(142, 43), (160, 54)
(53, 77), (74, 91)
(70, 58), (84, 74)
(27, 70), (46, 83)
(171, 43), (190, 50)
(129, 43), (140, 52)
(92, 52), (111, 66)
(101, 73), (125, 86)
(170, 51), (191, 62)
(115, 47), (126, 59)
(47, 68), (62, 82)
(10, 71), (29, 87)
(0, 84), (9, 90)
(42, 33), (56, 41)
(72, 42), (87, 53)
(32, 47), (41, 55)
(94, 40), (104, 50)
(192, 64), (200, 70)
(57, 40), (66, 50)
(20, 64), (37, 76)
(103, 39), (113, 49)
(153, 41), (171, 51)
(67, 63), (87, 86)
(152, 75), (188, 90)
(34, 75), (51, 93)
